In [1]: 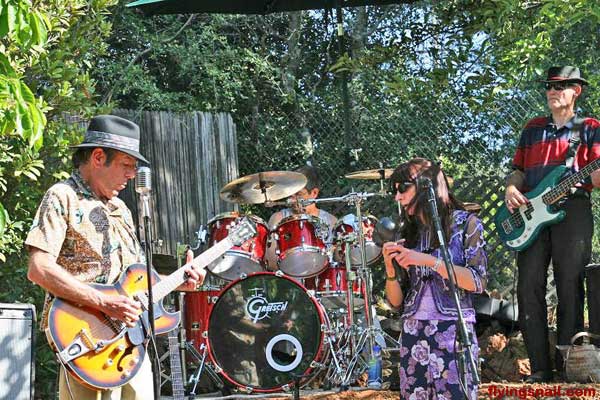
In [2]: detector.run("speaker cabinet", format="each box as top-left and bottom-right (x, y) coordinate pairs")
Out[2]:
(0, 303), (36, 400)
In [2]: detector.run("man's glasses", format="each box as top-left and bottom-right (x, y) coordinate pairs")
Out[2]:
(544, 81), (577, 91)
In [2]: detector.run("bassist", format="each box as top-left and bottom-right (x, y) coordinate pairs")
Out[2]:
(504, 66), (600, 383)
(25, 115), (203, 400)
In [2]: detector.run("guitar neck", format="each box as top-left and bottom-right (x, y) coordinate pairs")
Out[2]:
(151, 237), (232, 303)
(167, 331), (185, 399)
(545, 158), (600, 204)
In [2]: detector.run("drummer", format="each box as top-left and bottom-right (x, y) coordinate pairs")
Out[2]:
(266, 165), (337, 270)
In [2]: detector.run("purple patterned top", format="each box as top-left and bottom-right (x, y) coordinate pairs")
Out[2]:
(401, 210), (487, 322)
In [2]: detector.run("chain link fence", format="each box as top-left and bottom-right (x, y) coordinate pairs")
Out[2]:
(234, 88), (600, 300)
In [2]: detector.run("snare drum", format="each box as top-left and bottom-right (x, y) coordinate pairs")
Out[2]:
(274, 214), (329, 278)
(304, 265), (365, 310)
(207, 212), (269, 281)
(333, 214), (382, 267)
(206, 272), (328, 392)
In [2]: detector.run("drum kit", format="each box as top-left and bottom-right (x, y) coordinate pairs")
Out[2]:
(169, 168), (400, 396)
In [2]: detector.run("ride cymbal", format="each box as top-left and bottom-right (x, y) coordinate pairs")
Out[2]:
(345, 168), (394, 180)
(220, 171), (307, 204)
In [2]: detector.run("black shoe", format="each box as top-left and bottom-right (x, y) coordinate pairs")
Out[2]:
(525, 370), (553, 383)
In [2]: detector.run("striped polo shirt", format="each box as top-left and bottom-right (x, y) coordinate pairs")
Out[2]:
(512, 115), (600, 193)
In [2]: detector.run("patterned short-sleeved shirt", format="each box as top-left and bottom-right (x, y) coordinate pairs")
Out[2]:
(25, 170), (144, 329)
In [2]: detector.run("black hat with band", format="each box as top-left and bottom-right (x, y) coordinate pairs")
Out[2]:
(71, 115), (148, 164)
(541, 66), (588, 85)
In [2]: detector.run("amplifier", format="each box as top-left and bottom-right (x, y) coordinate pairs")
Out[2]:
(0, 303), (36, 400)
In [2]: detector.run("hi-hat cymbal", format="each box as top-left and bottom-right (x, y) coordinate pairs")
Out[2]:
(220, 171), (307, 204)
(345, 168), (394, 180)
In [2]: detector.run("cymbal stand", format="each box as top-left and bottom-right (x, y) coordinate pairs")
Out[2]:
(302, 192), (400, 386)
(340, 192), (402, 386)
(343, 232), (357, 352)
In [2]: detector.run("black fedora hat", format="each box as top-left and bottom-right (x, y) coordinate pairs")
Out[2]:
(541, 66), (588, 85)
(72, 115), (149, 163)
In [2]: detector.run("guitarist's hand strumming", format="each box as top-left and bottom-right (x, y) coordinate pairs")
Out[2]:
(98, 294), (142, 327)
(505, 184), (529, 213)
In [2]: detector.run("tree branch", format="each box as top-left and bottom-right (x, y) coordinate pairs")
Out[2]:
(101, 14), (197, 105)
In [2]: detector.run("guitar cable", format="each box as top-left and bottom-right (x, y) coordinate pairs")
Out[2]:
(148, 330), (163, 397)
(55, 353), (77, 400)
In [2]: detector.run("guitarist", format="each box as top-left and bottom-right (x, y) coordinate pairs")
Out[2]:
(25, 115), (203, 400)
(504, 66), (600, 383)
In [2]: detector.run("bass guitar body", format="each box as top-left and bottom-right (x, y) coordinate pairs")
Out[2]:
(495, 166), (567, 251)
(46, 264), (179, 390)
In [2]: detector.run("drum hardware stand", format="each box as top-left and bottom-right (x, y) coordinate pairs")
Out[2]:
(185, 341), (225, 395)
(304, 191), (401, 388)
(342, 232), (358, 351)
(175, 224), (210, 387)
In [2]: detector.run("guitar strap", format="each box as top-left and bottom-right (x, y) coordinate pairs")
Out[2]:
(562, 116), (587, 199)
(564, 116), (585, 169)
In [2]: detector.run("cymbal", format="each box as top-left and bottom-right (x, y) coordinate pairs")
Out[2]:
(220, 171), (307, 204)
(345, 168), (394, 180)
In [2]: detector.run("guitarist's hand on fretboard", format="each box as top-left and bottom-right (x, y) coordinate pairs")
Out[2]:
(505, 185), (529, 213)
(172, 248), (206, 292)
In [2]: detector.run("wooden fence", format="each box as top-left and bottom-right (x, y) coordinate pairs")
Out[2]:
(114, 109), (239, 259)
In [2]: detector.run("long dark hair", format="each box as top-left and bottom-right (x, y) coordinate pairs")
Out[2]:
(388, 158), (464, 249)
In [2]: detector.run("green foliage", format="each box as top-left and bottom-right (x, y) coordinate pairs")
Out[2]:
(0, 203), (5, 237)
(0, 0), (118, 396)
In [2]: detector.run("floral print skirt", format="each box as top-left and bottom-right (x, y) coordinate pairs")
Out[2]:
(399, 319), (479, 400)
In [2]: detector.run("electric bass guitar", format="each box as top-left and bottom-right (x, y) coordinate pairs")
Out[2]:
(45, 217), (256, 390)
(495, 159), (599, 251)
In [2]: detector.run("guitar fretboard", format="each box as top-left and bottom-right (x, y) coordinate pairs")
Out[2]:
(542, 158), (600, 204)
(138, 237), (232, 307)
(168, 331), (185, 399)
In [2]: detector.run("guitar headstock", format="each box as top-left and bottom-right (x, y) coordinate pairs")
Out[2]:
(228, 216), (257, 245)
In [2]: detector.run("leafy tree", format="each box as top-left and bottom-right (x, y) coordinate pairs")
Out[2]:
(0, 0), (118, 396)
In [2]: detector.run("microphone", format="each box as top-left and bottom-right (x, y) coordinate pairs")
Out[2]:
(373, 215), (408, 285)
(136, 166), (152, 195)
(136, 166), (152, 219)
(373, 217), (404, 247)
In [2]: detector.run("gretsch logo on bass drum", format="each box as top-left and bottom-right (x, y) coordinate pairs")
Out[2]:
(246, 288), (288, 323)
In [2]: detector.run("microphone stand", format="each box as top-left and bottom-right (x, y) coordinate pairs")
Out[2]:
(422, 180), (479, 398)
(139, 193), (160, 400)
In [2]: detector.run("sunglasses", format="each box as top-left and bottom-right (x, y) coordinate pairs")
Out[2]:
(395, 181), (415, 194)
(544, 81), (577, 91)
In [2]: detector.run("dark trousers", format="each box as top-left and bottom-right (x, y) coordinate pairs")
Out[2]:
(517, 196), (593, 373)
